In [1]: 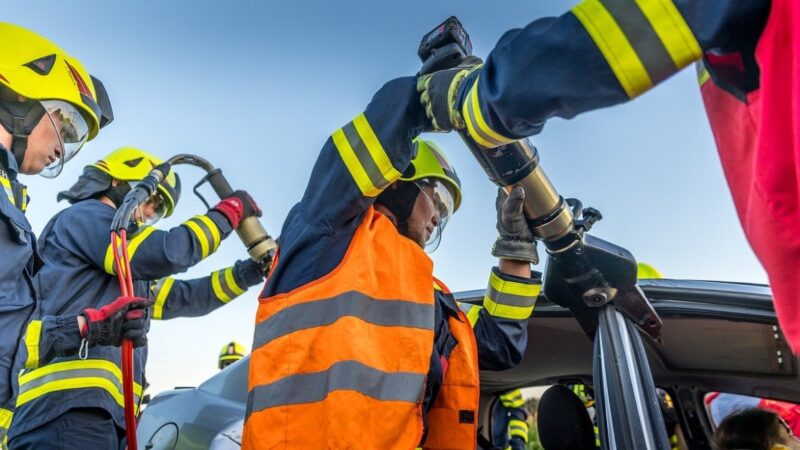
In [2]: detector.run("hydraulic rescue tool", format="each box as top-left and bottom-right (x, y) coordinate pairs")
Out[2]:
(418, 16), (662, 341)
(110, 154), (276, 449)
(419, 17), (671, 450)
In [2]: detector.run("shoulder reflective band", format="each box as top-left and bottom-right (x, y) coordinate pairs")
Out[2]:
(458, 302), (483, 328)
(24, 320), (43, 370)
(462, 78), (518, 149)
(151, 277), (175, 320)
(17, 359), (143, 413)
(252, 291), (434, 350)
(508, 418), (529, 440)
(246, 360), (425, 417)
(572, 0), (701, 98)
(184, 215), (222, 259)
(483, 271), (540, 320)
(500, 389), (525, 408)
(0, 407), (12, 442)
(103, 226), (157, 274)
(211, 266), (245, 303)
(332, 113), (402, 197)
(0, 175), (15, 208)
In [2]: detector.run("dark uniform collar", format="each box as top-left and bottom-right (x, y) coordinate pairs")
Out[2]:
(0, 143), (19, 181)
(0, 143), (29, 212)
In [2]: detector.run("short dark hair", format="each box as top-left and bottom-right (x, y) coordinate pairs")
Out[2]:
(713, 407), (784, 450)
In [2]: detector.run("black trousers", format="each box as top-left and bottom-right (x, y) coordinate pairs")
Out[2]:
(8, 408), (124, 450)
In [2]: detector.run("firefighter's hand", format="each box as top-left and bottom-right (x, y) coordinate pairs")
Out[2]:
(417, 56), (483, 132)
(492, 186), (538, 264)
(213, 190), (262, 229)
(80, 296), (153, 347)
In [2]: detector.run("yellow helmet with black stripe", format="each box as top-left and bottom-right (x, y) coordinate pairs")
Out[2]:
(0, 22), (112, 140)
(90, 147), (180, 218)
(219, 341), (246, 369)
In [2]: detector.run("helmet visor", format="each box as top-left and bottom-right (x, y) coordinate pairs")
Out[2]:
(39, 100), (90, 178)
(128, 184), (169, 226)
(415, 178), (455, 253)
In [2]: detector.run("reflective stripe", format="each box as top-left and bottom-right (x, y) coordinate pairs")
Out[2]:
(184, 215), (220, 259)
(0, 175), (14, 207)
(572, 0), (700, 98)
(151, 277), (175, 320)
(247, 360), (425, 415)
(18, 359), (142, 412)
(24, 320), (42, 369)
(483, 271), (540, 320)
(211, 266), (244, 303)
(508, 419), (529, 440)
(697, 62), (711, 86)
(103, 226), (157, 274)
(0, 407), (12, 442)
(332, 113), (402, 197)
(500, 389), (525, 408)
(594, 425), (601, 447)
(457, 302), (482, 328)
(463, 79), (518, 149)
(252, 291), (434, 350)
(20, 186), (27, 212)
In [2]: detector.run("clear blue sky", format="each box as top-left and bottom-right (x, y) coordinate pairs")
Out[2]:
(7, 1), (766, 395)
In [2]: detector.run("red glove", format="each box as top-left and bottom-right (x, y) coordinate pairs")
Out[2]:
(80, 296), (153, 347)
(212, 190), (262, 229)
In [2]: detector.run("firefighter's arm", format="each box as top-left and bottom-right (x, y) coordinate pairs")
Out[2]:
(458, 267), (541, 370)
(450, 0), (769, 146)
(299, 76), (429, 233)
(19, 315), (82, 370)
(150, 259), (264, 320)
(104, 211), (234, 280)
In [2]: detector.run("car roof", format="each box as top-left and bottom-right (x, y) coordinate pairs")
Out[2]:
(463, 279), (800, 403)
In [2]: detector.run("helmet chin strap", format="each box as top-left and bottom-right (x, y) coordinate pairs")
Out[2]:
(0, 100), (47, 168)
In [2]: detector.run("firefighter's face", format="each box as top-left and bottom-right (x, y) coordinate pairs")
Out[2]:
(404, 183), (440, 249)
(18, 113), (63, 175)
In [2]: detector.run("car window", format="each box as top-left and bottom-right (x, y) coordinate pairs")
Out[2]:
(705, 392), (800, 436)
(198, 356), (249, 404)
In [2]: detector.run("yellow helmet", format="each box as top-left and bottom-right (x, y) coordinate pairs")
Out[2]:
(637, 262), (663, 279)
(219, 341), (246, 370)
(403, 138), (462, 211)
(90, 147), (180, 218)
(0, 23), (113, 176)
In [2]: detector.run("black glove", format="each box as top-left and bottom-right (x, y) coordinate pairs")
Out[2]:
(80, 296), (153, 347)
(212, 190), (262, 229)
(492, 186), (538, 264)
(417, 55), (483, 132)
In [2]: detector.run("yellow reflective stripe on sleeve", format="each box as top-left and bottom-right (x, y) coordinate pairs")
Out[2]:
(508, 419), (529, 440)
(17, 359), (143, 413)
(457, 302), (483, 328)
(332, 113), (402, 197)
(573, 0), (652, 98)
(462, 80), (518, 149)
(184, 218), (211, 259)
(224, 267), (245, 297)
(483, 271), (540, 320)
(151, 277), (175, 320)
(196, 215), (221, 253)
(24, 320), (42, 369)
(103, 226), (157, 274)
(635, 0), (701, 68)
(211, 267), (244, 303)
(0, 407), (12, 436)
(0, 176), (14, 208)
(500, 389), (526, 408)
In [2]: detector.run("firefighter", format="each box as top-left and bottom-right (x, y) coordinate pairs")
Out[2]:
(243, 77), (541, 449)
(219, 341), (246, 370)
(0, 23), (150, 447)
(416, 0), (800, 354)
(491, 389), (530, 450)
(7, 147), (265, 449)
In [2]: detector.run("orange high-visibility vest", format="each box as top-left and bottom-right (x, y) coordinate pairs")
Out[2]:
(423, 279), (480, 450)
(244, 207), (438, 449)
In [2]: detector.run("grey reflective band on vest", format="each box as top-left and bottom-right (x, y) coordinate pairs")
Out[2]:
(341, 121), (393, 191)
(18, 368), (141, 404)
(485, 285), (536, 308)
(598, 0), (678, 83)
(246, 360), (425, 417)
(252, 291), (434, 350)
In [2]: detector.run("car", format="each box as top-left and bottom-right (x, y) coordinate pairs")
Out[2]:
(137, 276), (795, 449)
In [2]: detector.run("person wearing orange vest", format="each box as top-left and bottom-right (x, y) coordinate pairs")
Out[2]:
(416, 1), (800, 354)
(243, 77), (541, 449)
